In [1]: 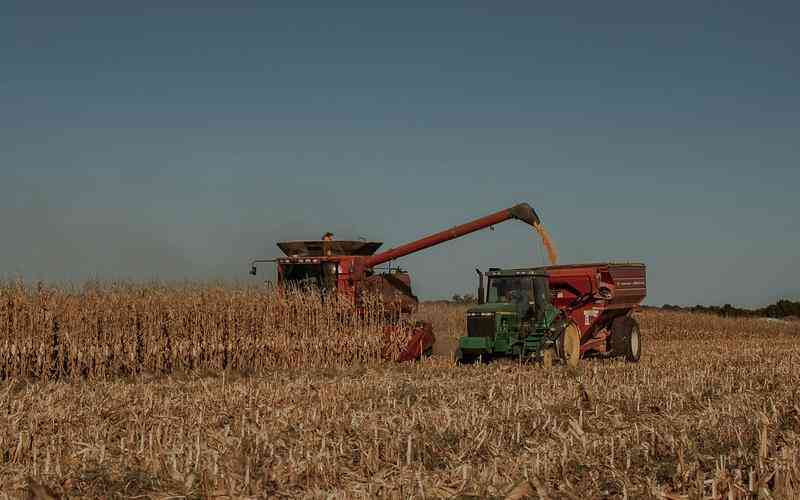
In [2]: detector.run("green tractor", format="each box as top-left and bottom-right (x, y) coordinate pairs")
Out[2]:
(455, 262), (648, 366)
(456, 268), (581, 367)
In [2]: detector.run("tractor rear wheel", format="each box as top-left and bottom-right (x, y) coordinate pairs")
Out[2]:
(556, 322), (581, 369)
(610, 316), (641, 362)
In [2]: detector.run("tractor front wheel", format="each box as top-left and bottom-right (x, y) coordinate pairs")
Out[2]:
(455, 349), (474, 365)
(610, 316), (641, 362)
(456, 349), (492, 365)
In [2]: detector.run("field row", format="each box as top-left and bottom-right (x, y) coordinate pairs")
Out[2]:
(0, 282), (407, 380)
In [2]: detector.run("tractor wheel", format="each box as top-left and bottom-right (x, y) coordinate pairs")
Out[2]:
(455, 349), (476, 365)
(556, 322), (581, 369)
(610, 316), (641, 362)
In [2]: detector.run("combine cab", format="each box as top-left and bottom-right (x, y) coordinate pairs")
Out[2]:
(268, 239), (420, 317)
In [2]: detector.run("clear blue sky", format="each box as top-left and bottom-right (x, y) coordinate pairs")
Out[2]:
(2, 2), (798, 307)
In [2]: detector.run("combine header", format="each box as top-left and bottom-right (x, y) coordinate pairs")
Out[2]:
(250, 203), (544, 361)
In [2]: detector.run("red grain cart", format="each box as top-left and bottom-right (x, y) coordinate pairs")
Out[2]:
(545, 262), (647, 360)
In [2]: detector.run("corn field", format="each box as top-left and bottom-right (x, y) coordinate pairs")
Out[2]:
(0, 281), (407, 380)
(0, 282), (799, 498)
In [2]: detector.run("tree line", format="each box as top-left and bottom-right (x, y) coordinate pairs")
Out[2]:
(659, 299), (800, 319)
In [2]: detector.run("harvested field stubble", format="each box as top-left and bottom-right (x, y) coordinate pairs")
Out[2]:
(0, 284), (799, 498)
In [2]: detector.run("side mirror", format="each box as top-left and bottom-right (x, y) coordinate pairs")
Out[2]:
(250, 265), (257, 276)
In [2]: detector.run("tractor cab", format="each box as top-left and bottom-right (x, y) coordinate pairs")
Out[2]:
(483, 269), (556, 321)
(457, 268), (562, 363)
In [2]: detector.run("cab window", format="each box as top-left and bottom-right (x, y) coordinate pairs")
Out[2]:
(487, 276), (533, 303)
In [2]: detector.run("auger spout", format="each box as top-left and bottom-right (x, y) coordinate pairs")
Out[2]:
(364, 203), (542, 269)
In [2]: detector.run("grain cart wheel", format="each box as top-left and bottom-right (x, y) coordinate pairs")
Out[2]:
(556, 322), (581, 369)
(610, 316), (641, 362)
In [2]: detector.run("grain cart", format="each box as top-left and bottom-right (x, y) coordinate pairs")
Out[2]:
(249, 203), (546, 361)
(457, 263), (646, 366)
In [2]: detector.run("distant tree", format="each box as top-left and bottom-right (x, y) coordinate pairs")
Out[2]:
(761, 299), (800, 318)
(660, 299), (800, 319)
(451, 293), (477, 304)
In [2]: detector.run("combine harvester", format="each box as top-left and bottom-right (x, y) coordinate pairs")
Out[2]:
(457, 263), (647, 366)
(250, 203), (546, 361)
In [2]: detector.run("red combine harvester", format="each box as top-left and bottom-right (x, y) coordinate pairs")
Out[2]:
(249, 203), (543, 361)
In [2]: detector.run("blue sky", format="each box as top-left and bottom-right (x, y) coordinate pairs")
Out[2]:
(2, 2), (798, 306)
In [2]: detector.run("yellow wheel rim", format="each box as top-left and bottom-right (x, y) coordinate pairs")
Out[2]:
(562, 323), (581, 369)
